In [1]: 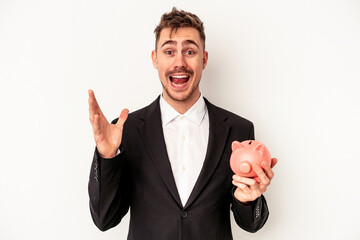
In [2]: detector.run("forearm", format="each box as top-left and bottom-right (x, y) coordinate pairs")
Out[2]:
(88, 147), (130, 231)
(231, 187), (269, 233)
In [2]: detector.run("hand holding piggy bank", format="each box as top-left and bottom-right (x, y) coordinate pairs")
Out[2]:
(230, 140), (271, 182)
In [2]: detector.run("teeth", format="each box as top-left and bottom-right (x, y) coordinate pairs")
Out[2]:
(171, 75), (188, 78)
(172, 82), (187, 86)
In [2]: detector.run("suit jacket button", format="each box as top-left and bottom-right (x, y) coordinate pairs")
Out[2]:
(181, 211), (188, 218)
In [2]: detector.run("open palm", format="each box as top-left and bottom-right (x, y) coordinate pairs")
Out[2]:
(88, 90), (128, 158)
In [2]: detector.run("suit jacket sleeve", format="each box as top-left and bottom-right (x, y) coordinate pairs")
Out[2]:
(230, 122), (269, 233)
(231, 190), (269, 233)
(88, 147), (131, 231)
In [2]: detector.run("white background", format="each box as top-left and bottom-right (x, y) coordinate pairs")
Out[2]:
(1, 0), (360, 239)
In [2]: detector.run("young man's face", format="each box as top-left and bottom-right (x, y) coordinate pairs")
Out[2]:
(152, 27), (208, 104)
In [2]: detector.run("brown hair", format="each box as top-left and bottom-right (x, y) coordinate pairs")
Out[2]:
(154, 7), (206, 51)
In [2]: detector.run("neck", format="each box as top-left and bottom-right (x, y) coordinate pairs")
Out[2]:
(162, 91), (201, 114)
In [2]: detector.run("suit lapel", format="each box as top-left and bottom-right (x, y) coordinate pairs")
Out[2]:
(137, 97), (183, 207)
(137, 97), (230, 209)
(184, 99), (230, 209)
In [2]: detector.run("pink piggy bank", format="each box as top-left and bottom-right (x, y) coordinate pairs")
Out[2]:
(230, 140), (271, 182)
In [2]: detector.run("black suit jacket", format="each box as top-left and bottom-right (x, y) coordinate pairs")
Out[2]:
(88, 96), (269, 240)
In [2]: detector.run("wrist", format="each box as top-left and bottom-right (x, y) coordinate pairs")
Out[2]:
(234, 188), (252, 205)
(101, 153), (116, 159)
(96, 147), (117, 159)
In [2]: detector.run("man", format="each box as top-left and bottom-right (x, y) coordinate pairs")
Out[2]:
(88, 7), (277, 240)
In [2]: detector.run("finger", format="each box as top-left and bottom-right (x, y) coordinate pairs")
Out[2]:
(88, 90), (97, 122)
(270, 158), (278, 168)
(93, 114), (101, 136)
(232, 175), (257, 187)
(234, 180), (261, 201)
(88, 89), (104, 117)
(253, 165), (270, 186)
(261, 161), (275, 180)
(116, 108), (129, 127)
(88, 90), (101, 124)
(232, 181), (251, 194)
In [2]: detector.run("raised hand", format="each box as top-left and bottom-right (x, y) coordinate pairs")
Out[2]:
(88, 89), (129, 158)
(232, 158), (278, 204)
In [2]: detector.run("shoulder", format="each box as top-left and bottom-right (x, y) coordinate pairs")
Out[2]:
(205, 98), (254, 132)
(205, 98), (253, 125)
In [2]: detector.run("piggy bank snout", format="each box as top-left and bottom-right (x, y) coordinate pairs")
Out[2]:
(239, 161), (252, 174)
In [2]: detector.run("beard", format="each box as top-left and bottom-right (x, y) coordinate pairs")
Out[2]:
(161, 80), (200, 103)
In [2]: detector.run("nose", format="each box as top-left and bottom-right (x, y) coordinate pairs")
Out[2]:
(173, 52), (187, 69)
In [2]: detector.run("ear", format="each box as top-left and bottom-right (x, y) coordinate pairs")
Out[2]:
(151, 50), (158, 69)
(255, 144), (265, 155)
(231, 141), (243, 152)
(202, 51), (208, 70)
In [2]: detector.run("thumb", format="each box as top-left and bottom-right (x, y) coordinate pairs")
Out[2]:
(116, 108), (129, 127)
(270, 158), (278, 168)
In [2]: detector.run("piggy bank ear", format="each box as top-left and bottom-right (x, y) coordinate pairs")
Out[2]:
(255, 144), (265, 155)
(231, 141), (243, 151)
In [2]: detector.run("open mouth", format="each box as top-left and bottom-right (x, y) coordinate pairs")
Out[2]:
(169, 75), (190, 88)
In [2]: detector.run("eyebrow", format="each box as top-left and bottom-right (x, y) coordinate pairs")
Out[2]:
(161, 39), (199, 49)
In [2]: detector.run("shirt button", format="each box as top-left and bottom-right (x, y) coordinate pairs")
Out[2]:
(181, 165), (186, 171)
(182, 136), (186, 141)
(181, 211), (188, 218)
(180, 116), (184, 120)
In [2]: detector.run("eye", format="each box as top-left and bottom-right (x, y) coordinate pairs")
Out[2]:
(164, 50), (173, 55)
(185, 50), (195, 55)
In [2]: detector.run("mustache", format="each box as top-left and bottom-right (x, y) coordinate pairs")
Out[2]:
(166, 68), (194, 77)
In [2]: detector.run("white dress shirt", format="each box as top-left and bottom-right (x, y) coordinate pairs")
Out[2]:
(160, 94), (209, 206)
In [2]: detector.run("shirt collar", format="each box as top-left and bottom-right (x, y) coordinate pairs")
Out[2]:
(159, 94), (207, 127)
